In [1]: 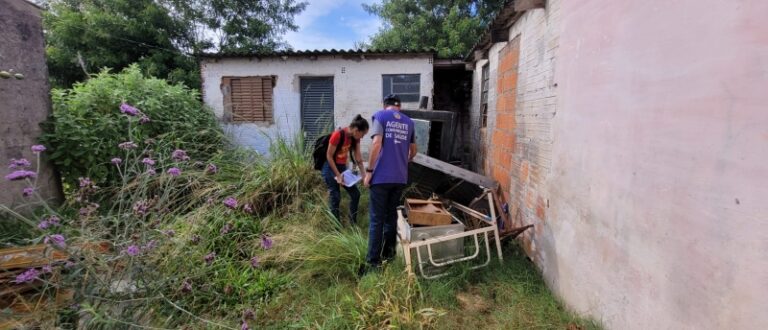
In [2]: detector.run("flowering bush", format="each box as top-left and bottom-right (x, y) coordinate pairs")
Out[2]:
(39, 65), (224, 188)
(1, 99), (311, 328)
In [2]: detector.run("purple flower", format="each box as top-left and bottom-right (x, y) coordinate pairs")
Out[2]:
(31, 145), (46, 153)
(167, 167), (181, 176)
(14, 268), (39, 283)
(79, 207), (90, 217)
(145, 167), (157, 175)
(5, 170), (36, 181)
(120, 103), (140, 116)
(223, 197), (238, 209)
(9, 158), (31, 169)
(220, 222), (232, 235)
(42, 264), (53, 273)
(111, 157), (122, 165)
(163, 229), (175, 237)
(44, 234), (66, 248)
(37, 220), (50, 230)
(78, 177), (93, 188)
(243, 204), (253, 214)
(141, 158), (156, 166)
(181, 278), (193, 293)
(133, 200), (150, 216)
(118, 141), (138, 150)
(204, 252), (216, 265)
(250, 256), (260, 268)
(171, 149), (190, 161)
(241, 321), (250, 330)
(23, 187), (34, 197)
(142, 240), (158, 251)
(261, 235), (273, 250)
(190, 234), (201, 244)
(243, 308), (255, 320)
(124, 245), (140, 256)
(47, 215), (61, 225)
(206, 163), (218, 175)
(139, 115), (151, 124)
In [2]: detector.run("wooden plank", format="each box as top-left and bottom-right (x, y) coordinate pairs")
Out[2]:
(413, 153), (498, 190)
(0, 245), (67, 270)
(0, 242), (110, 270)
(514, 0), (546, 11)
(492, 188), (513, 233)
(491, 28), (510, 43)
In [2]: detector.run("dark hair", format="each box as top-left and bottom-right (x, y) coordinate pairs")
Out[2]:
(350, 114), (369, 131)
(383, 94), (401, 107)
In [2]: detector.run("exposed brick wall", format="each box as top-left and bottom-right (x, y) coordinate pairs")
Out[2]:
(488, 37), (520, 202)
(503, 1), (560, 261)
(472, 0), (560, 262)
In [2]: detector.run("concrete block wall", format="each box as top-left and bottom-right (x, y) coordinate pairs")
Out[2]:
(201, 55), (434, 155)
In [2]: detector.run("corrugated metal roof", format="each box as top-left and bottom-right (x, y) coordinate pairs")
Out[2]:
(201, 48), (437, 59)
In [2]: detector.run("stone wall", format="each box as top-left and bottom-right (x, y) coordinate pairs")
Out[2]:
(0, 0), (62, 210)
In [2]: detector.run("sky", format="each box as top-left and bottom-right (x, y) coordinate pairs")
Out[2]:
(284, 0), (384, 51)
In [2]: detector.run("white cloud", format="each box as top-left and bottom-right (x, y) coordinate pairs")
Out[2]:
(284, 30), (353, 50)
(285, 0), (384, 50)
(344, 15), (383, 43)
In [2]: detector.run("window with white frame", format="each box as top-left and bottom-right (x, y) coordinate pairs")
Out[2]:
(382, 74), (420, 102)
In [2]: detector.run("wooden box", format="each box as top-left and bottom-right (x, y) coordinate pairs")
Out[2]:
(405, 199), (452, 226)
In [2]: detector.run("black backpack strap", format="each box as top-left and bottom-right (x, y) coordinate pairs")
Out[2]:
(336, 128), (357, 167)
(349, 135), (357, 167)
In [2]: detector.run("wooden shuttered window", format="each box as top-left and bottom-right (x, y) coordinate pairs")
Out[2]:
(222, 76), (275, 123)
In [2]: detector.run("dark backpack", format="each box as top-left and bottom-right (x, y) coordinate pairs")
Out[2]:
(312, 129), (358, 171)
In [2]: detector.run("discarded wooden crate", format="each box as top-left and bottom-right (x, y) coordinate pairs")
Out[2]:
(405, 199), (452, 226)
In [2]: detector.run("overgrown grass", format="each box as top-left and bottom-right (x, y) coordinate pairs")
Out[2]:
(254, 219), (600, 329)
(3, 132), (599, 329)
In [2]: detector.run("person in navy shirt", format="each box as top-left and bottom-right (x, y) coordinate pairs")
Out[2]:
(362, 94), (416, 273)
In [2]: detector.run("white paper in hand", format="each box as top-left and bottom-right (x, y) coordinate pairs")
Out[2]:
(341, 169), (362, 187)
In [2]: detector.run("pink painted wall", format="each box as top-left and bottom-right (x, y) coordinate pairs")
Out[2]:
(546, 1), (768, 328)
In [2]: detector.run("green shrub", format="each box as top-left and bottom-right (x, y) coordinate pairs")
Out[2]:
(40, 65), (224, 188)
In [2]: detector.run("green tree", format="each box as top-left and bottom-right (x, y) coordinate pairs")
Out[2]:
(362, 0), (505, 58)
(43, 0), (306, 89)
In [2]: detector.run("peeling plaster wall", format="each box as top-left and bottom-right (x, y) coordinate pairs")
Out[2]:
(200, 55), (433, 155)
(0, 0), (62, 209)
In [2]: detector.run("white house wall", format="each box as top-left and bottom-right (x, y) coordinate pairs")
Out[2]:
(201, 55), (434, 155)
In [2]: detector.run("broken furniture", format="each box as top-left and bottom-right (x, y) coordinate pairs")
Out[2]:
(399, 153), (534, 278)
(397, 188), (503, 279)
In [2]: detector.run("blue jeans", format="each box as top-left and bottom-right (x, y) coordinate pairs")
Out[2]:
(321, 162), (361, 224)
(366, 183), (405, 266)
